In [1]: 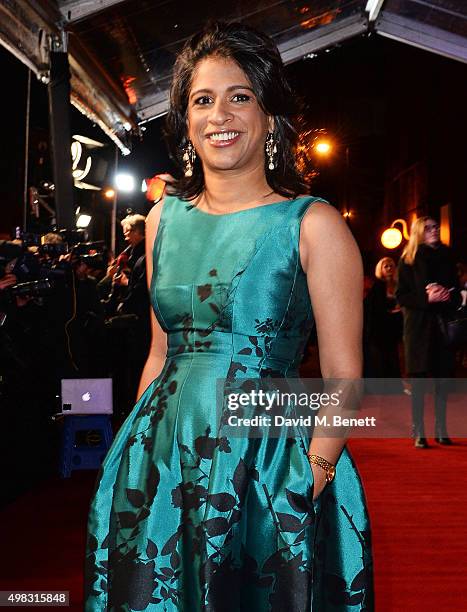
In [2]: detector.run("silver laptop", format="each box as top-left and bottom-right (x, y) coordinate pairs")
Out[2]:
(61, 378), (113, 414)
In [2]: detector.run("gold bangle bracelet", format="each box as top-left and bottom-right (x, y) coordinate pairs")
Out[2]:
(307, 453), (336, 483)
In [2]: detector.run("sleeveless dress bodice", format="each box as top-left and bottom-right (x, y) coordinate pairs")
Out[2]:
(152, 195), (315, 373)
(85, 195), (374, 611)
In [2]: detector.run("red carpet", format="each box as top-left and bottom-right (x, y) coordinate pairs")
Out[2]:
(1, 439), (467, 610)
(349, 438), (467, 611)
(0, 471), (95, 611)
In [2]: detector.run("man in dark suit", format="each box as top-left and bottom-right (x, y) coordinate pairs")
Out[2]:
(111, 215), (151, 414)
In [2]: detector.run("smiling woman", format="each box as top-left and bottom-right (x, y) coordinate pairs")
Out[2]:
(185, 56), (274, 206)
(85, 21), (374, 612)
(165, 22), (307, 204)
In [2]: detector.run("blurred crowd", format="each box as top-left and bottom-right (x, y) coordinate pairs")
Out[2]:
(0, 214), (150, 414)
(0, 214), (150, 502)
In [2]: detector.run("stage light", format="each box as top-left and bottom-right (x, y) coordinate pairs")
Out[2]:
(76, 214), (92, 229)
(104, 188), (115, 199)
(115, 173), (135, 192)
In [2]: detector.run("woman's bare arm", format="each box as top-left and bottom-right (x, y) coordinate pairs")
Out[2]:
(300, 201), (363, 498)
(136, 200), (168, 401)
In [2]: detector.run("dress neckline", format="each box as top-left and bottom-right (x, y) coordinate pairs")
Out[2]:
(187, 196), (308, 217)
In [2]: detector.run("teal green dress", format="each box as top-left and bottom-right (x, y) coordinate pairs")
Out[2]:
(85, 195), (374, 611)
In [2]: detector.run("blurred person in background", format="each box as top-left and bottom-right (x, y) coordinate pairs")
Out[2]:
(396, 217), (460, 448)
(364, 257), (403, 378)
(116, 214), (150, 327)
(105, 214), (151, 416)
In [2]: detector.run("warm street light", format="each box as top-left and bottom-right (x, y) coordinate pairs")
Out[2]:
(381, 228), (402, 249)
(104, 188), (115, 199)
(381, 218), (410, 249)
(315, 140), (332, 155)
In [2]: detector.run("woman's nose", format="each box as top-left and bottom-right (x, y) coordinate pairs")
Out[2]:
(208, 98), (233, 125)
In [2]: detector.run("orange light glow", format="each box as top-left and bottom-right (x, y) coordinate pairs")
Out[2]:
(300, 11), (335, 29)
(122, 76), (138, 105)
(145, 176), (166, 202)
(104, 189), (115, 199)
(315, 140), (332, 155)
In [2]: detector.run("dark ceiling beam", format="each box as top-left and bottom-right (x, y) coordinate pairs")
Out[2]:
(376, 11), (467, 64)
(59, 0), (128, 23)
(137, 91), (170, 124)
(0, 0), (58, 78)
(0, 0), (136, 153)
(277, 14), (368, 65)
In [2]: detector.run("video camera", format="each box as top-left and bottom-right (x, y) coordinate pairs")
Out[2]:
(0, 233), (108, 300)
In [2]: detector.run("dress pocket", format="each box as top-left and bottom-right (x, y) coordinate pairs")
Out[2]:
(303, 449), (324, 516)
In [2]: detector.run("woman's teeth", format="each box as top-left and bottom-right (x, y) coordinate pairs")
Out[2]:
(209, 132), (239, 142)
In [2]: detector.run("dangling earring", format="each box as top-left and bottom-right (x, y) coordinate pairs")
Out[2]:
(265, 131), (278, 171)
(183, 140), (196, 177)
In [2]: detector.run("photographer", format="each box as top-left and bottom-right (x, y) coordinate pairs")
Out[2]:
(116, 215), (150, 325)
(105, 214), (151, 416)
(0, 239), (59, 501)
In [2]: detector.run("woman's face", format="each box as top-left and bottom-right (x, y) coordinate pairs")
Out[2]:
(381, 259), (395, 279)
(423, 218), (440, 246)
(186, 56), (272, 175)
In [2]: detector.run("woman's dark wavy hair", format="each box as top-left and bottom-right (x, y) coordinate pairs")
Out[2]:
(164, 21), (309, 200)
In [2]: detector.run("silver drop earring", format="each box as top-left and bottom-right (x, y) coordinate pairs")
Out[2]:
(183, 140), (196, 177)
(265, 131), (278, 171)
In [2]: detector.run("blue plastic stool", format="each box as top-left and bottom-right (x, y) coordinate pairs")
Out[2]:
(60, 415), (113, 478)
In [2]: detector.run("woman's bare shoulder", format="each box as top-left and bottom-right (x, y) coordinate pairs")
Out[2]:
(301, 199), (345, 234)
(299, 200), (360, 272)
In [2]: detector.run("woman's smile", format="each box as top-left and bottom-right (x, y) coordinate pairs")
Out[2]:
(206, 130), (242, 147)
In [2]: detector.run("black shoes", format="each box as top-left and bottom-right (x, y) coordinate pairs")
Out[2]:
(435, 437), (453, 445)
(413, 436), (454, 447)
(414, 437), (429, 449)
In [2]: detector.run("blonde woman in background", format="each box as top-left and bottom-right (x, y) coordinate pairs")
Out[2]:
(363, 257), (402, 377)
(396, 217), (459, 448)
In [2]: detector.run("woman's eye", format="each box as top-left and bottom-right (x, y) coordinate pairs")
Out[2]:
(232, 93), (251, 103)
(194, 95), (212, 105)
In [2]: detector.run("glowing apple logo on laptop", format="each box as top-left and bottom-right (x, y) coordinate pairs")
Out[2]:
(82, 392), (91, 402)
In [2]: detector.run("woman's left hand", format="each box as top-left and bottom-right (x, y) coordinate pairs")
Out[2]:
(310, 463), (328, 501)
